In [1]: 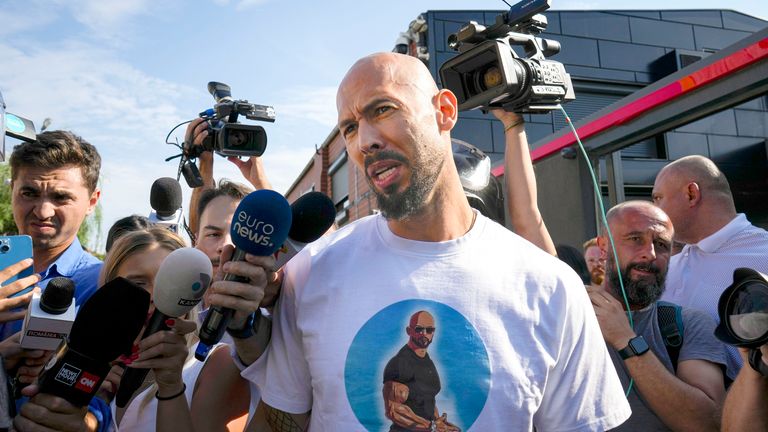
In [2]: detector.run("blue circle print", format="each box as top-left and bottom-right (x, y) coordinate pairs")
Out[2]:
(345, 299), (490, 431)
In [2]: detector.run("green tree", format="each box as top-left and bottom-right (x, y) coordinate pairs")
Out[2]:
(0, 162), (103, 255)
(0, 163), (17, 235)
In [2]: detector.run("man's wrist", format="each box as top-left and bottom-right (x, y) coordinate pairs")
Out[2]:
(611, 332), (638, 350)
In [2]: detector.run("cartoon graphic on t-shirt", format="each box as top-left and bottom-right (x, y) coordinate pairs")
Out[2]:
(345, 300), (490, 431)
(383, 311), (461, 432)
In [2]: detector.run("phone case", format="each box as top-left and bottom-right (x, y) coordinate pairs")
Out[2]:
(0, 235), (35, 298)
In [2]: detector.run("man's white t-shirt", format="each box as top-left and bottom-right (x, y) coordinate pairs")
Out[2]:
(260, 212), (630, 431)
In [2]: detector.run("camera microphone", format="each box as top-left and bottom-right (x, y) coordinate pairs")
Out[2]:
(19, 277), (76, 350)
(195, 189), (291, 360)
(115, 247), (212, 408)
(148, 177), (184, 235)
(37, 278), (150, 407)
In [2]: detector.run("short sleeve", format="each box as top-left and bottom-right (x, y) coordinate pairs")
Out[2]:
(259, 263), (314, 414)
(679, 309), (727, 367)
(533, 272), (631, 432)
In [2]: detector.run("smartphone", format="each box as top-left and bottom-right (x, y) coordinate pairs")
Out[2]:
(0, 235), (35, 298)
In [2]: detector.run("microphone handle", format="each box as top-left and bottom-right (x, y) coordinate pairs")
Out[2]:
(114, 310), (171, 408)
(198, 249), (249, 347)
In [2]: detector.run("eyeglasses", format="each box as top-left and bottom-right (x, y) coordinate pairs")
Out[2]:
(413, 326), (435, 334)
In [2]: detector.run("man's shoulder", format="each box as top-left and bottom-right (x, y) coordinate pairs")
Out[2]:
(714, 221), (768, 253)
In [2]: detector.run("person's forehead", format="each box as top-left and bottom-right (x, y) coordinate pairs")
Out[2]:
(15, 165), (87, 188)
(200, 195), (239, 225)
(585, 246), (601, 256)
(617, 208), (672, 237)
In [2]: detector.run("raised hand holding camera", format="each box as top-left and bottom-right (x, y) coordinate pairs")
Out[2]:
(439, 0), (574, 113)
(178, 82), (275, 188)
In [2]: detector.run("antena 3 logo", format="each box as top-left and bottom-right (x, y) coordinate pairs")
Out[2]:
(233, 211), (274, 247)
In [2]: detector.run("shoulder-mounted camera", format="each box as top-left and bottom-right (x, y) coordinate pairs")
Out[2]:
(439, 0), (575, 113)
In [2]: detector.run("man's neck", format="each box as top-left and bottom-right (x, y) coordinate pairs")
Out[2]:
(679, 205), (738, 244)
(387, 180), (475, 242)
(33, 239), (74, 274)
(407, 343), (428, 358)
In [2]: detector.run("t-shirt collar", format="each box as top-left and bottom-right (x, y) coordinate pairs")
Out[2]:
(695, 213), (749, 254)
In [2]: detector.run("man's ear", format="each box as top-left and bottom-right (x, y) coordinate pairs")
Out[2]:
(434, 89), (458, 132)
(86, 188), (101, 215)
(686, 181), (701, 207)
(596, 236), (609, 258)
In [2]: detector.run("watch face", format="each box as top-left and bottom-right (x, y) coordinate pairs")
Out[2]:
(630, 336), (650, 354)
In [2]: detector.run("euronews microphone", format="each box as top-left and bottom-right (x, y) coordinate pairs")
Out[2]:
(195, 189), (292, 360)
(37, 278), (150, 407)
(19, 277), (76, 350)
(274, 191), (336, 269)
(148, 177), (184, 235)
(115, 247), (212, 408)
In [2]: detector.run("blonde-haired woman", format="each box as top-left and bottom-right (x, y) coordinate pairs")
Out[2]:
(95, 228), (248, 431)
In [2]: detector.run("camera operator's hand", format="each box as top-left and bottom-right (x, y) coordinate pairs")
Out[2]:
(491, 109), (524, 131)
(0, 258), (40, 322)
(227, 156), (272, 191)
(185, 118), (215, 185)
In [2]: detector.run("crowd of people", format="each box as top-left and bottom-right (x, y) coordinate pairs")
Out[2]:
(0, 51), (767, 432)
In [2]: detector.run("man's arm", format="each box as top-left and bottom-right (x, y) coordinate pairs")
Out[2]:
(186, 118), (216, 238)
(722, 347), (768, 431)
(492, 110), (556, 256)
(383, 380), (432, 431)
(589, 288), (724, 431)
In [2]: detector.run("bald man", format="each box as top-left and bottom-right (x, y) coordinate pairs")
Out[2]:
(652, 155), (768, 379)
(382, 311), (459, 432)
(250, 52), (629, 431)
(589, 201), (726, 431)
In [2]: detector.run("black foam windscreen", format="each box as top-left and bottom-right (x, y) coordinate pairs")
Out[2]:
(149, 177), (183, 217)
(289, 192), (336, 243)
(40, 277), (75, 314)
(68, 277), (150, 363)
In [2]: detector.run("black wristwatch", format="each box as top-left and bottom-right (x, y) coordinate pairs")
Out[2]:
(226, 311), (257, 339)
(618, 335), (650, 360)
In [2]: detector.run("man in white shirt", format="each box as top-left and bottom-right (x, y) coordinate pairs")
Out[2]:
(251, 52), (631, 431)
(652, 155), (768, 379)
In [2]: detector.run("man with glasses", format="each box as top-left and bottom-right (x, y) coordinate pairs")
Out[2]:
(382, 311), (459, 432)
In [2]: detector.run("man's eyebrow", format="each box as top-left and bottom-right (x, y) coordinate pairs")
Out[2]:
(202, 225), (224, 231)
(338, 97), (397, 130)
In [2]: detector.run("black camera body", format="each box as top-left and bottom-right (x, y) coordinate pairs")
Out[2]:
(187, 82), (275, 158)
(439, 0), (574, 113)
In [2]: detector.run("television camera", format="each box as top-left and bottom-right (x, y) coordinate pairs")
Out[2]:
(439, 0), (575, 113)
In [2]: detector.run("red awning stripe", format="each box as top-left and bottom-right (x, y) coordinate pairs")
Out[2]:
(491, 37), (768, 178)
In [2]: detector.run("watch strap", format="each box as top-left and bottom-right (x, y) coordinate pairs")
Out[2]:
(226, 312), (255, 339)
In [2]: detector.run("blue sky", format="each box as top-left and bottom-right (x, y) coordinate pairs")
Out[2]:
(1, 0), (766, 251)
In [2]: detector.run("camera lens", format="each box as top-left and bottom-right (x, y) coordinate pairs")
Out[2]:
(482, 66), (502, 90)
(228, 131), (248, 147)
(727, 280), (768, 342)
(0, 244), (8, 253)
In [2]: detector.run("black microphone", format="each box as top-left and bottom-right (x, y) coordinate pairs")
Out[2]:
(148, 177), (184, 234)
(20, 277), (76, 350)
(114, 248), (212, 408)
(274, 192), (336, 269)
(195, 189), (292, 360)
(36, 278), (150, 407)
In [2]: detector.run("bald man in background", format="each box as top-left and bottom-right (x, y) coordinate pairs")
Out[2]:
(652, 155), (768, 379)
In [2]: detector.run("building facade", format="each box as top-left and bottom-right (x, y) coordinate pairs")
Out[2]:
(286, 9), (768, 245)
